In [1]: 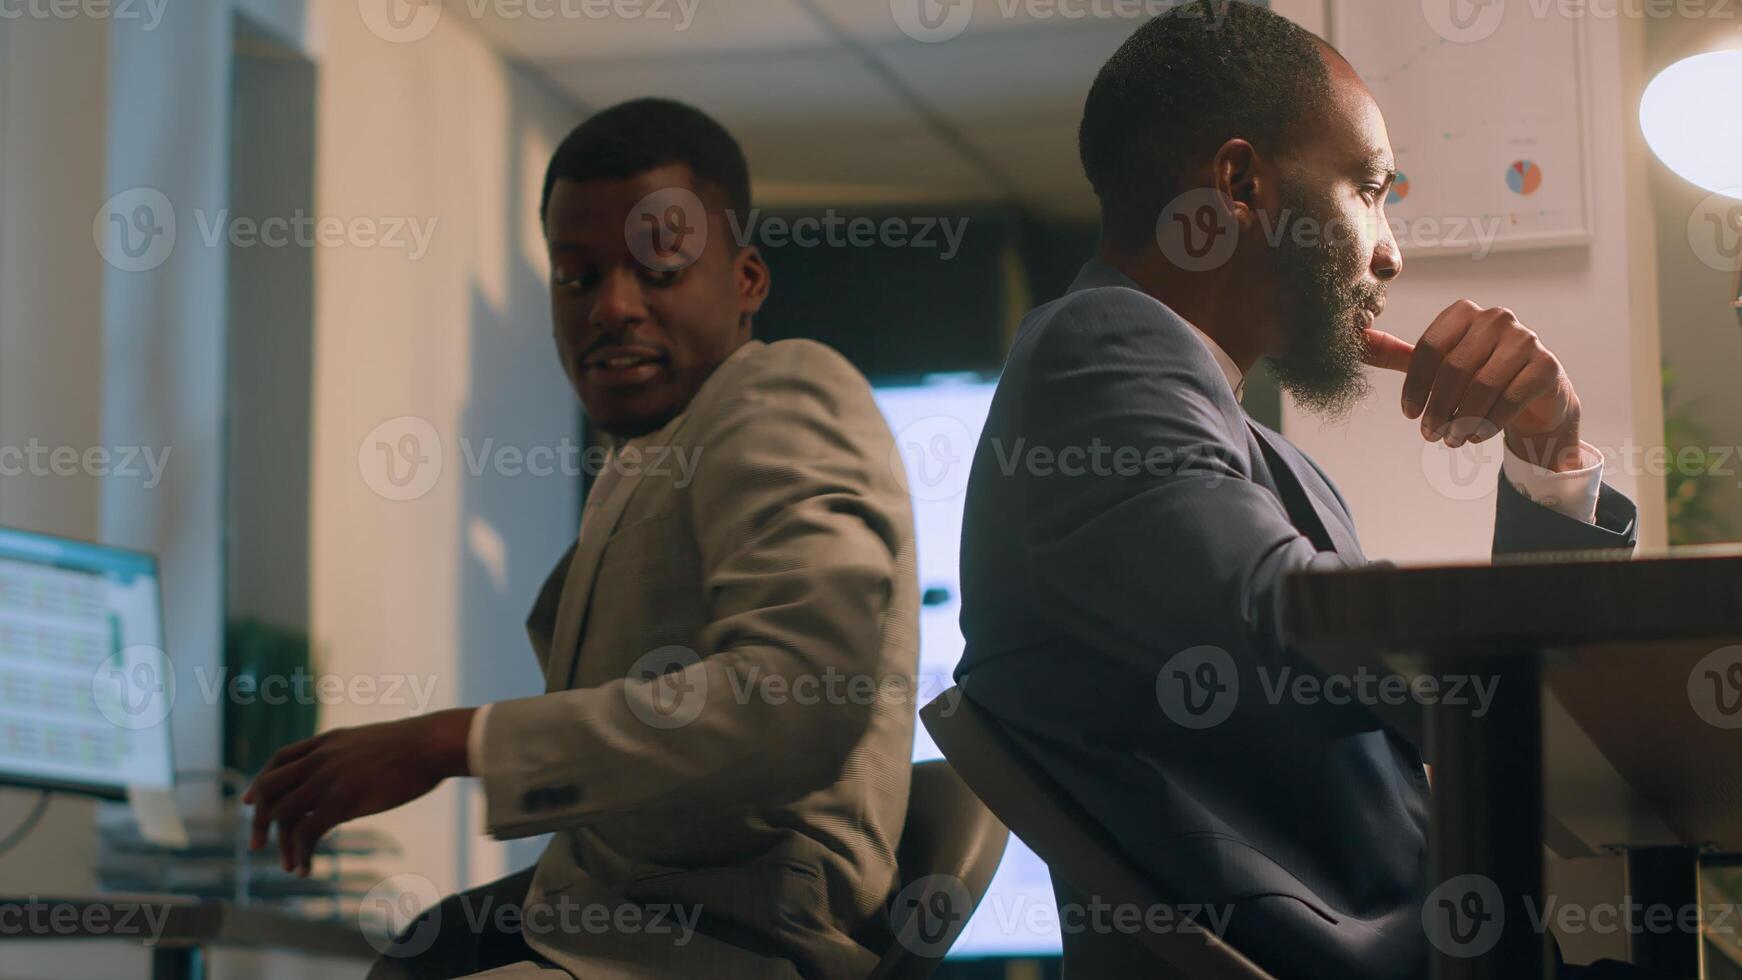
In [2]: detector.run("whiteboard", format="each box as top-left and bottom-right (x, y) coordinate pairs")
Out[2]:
(1330, 0), (1593, 255)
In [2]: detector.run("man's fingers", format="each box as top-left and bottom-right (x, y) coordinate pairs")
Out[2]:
(1361, 329), (1414, 373)
(1420, 326), (1500, 444)
(1401, 300), (1481, 419)
(292, 803), (347, 877)
(247, 755), (318, 850)
(1448, 337), (1534, 444)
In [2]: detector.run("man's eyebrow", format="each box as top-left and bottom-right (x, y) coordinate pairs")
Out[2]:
(1359, 152), (1398, 183)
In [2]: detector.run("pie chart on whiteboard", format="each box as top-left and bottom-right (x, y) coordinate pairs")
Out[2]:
(1507, 160), (1544, 196)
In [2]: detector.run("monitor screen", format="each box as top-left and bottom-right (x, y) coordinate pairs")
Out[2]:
(874, 375), (1063, 959)
(0, 526), (174, 798)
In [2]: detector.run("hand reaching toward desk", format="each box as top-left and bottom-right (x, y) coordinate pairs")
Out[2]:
(243, 708), (475, 876)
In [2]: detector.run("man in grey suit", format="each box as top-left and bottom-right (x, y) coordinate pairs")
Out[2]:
(246, 99), (919, 979)
(956, 5), (1678, 979)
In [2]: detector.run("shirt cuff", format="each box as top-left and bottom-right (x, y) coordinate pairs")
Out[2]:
(1501, 440), (1603, 524)
(466, 702), (492, 778)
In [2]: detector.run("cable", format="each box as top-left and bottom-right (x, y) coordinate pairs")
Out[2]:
(0, 790), (51, 858)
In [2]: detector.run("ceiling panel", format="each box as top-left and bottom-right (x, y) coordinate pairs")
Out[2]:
(541, 53), (990, 203)
(468, 0), (1135, 214)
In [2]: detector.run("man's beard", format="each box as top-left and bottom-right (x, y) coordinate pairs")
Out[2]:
(1264, 183), (1385, 421)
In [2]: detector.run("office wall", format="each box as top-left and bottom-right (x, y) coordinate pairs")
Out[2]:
(0, 0), (580, 968)
(1273, 0), (1669, 562)
(0, 6), (114, 902)
(305, 0), (581, 896)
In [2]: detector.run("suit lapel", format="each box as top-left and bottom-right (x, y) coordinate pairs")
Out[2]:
(1245, 419), (1364, 564)
(542, 461), (644, 693)
(538, 343), (761, 693)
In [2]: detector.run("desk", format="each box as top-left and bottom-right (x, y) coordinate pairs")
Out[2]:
(0, 895), (379, 979)
(1283, 550), (1742, 979)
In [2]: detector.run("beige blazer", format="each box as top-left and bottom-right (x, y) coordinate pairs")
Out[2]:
(478, 339), (920, 979)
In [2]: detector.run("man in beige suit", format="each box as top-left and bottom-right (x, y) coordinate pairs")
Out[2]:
(245, 99), (919, 979)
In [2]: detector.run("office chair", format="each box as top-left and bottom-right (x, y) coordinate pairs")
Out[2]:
(920, 688), (1277, 980)
(864, 759), (1010, 980)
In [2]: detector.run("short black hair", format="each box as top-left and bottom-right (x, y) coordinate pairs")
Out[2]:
(539, 97), (751, 227)
(1079, 0), (1335, 251)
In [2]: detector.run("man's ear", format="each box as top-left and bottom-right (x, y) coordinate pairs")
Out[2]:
(1210, 138), (1266, 231)
(735, 244), (771, 320)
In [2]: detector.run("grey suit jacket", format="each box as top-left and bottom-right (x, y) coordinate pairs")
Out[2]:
(479, 339), (919, 979)
(955, 260), (1638, 980)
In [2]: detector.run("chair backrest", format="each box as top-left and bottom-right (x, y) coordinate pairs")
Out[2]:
(864, 759), (1010, 980)
(920, 687), (1277, 980)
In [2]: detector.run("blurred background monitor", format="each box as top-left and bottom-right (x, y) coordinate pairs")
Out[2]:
(874, 374), (1064, 960)
(0, 526), (174, 799)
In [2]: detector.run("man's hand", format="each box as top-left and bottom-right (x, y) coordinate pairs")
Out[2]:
(243, 707), (475, 876)
(1363, 299), (1585, 472)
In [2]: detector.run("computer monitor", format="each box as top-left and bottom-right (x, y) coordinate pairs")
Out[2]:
(874, 374), (1064, 959)
(0, 525), (175, 799)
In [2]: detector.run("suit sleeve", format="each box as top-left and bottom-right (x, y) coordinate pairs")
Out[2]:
(478, 346), (914, 837)
(1015, 292), (1356, 692)
(1493, 468), (1637, 556)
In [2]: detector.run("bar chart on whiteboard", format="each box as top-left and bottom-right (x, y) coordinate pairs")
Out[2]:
(1332, 0), (1592, 254)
